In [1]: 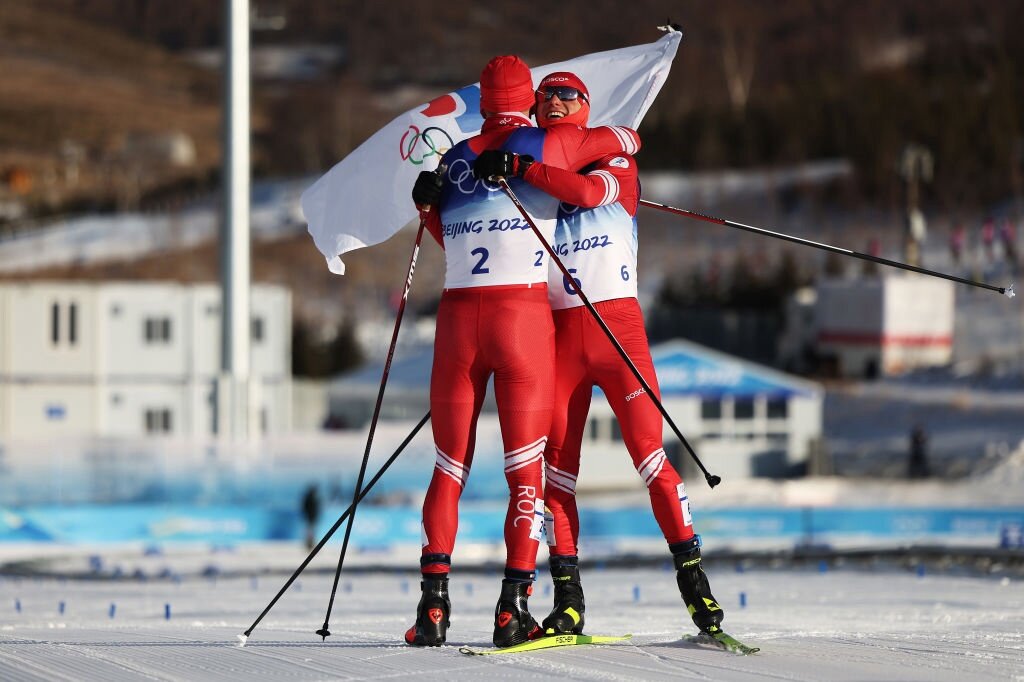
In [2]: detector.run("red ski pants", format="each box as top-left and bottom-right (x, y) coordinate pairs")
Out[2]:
(544, 298), (694, 556)
(422, 285), (554, 574)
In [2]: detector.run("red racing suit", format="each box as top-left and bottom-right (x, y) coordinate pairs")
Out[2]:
(419, 114), (641, 576)
(524, 151), (696, 557)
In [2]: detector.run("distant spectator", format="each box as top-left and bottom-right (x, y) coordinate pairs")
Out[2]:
(981, 217), (996, 262)
(907, 425), (930, 479)
(301, 484), (321, 550)
(949, 223), (966, 266)
(1000, 217), (1018, 273)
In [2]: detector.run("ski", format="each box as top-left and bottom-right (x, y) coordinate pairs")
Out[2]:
(682, 629), (760, 655)
(459, 633), (632, 656)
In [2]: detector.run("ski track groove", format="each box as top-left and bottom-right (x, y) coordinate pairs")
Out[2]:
(2, 566), (1021, 680)
(0, 647), (83, 682)
(765, 634), (1010, 680)
(605, 638), (718, 680)
(3, 640), (169, 682)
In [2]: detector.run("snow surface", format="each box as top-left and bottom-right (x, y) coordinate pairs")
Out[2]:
(1, 545), (1022, 681)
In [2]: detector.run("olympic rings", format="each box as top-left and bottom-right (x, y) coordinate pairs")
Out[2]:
(447, 158), (502, 196)
(399, 125), (454, 166)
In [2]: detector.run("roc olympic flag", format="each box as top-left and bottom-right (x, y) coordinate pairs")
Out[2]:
(302, 28), (682, 274)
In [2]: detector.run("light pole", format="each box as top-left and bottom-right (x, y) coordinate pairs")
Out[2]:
(218, 0), (253, 440)
(899, 144), (933, 268)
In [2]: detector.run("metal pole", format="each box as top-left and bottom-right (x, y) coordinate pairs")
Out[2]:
(220, 0), (252, 437)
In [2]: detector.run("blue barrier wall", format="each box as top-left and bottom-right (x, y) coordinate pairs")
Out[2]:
(2, 504), (1022, 547)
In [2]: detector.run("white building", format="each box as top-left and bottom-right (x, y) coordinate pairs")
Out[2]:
(0, 281), (291, 440)
(582, 339), (823, 486)
(815, 275), (954, 377)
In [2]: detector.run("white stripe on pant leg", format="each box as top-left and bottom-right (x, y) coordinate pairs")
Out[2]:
(506, 435), (547, 457)
(505, 438), (546, 472)
(435, 446), (467, 487)
(545, 463), (577, 496)
(636, 448), (667, 487)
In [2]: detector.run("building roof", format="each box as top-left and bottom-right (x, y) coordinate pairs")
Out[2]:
(645, 338), (822, 399)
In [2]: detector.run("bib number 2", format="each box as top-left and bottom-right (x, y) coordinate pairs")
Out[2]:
(471, 247), (490, 274)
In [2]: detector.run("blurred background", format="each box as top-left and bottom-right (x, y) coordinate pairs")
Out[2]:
(0, 0), (1022, 569)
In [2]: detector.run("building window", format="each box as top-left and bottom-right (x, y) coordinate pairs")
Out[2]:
(734, 398), (755, 420)
(68, 302), (78, 345)
(701, 399), (722, 420)
(252, 316), (264, 343)
(144, 408), (173, 434)
(767, 398), (788, 419)
(144, 317), (172, 343)
(51, 302), (60, 344)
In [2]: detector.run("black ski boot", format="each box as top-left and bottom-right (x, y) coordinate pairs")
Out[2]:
(404, 576), (451, 646)
(671, 536), (724, 633)
(541, 555), (585, 635)
(492, 579), (542, 647)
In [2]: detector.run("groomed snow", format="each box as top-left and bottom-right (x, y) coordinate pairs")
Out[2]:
(1, 546), (1021, 681)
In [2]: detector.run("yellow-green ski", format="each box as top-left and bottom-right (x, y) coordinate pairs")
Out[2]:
(459, 633), (632, 656)
(682, 629), (760, 655)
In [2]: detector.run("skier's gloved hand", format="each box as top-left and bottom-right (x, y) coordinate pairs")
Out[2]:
(412, 170), (443, 208)
(473, 150), (534, 181)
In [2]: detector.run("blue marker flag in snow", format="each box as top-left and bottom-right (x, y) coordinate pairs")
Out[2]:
(301, 28), (682, 274)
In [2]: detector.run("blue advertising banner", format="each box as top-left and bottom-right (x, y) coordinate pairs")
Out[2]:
(1, 504), (1021, 547)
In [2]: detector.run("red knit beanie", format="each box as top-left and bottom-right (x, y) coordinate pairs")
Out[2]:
(480, 55), (535, 112)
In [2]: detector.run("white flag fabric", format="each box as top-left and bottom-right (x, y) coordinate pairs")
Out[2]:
(302, 29), (682, 274)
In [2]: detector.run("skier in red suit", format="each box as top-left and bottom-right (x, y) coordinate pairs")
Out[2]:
(474, 71), (725, 640)
(404, 57), (641, 649)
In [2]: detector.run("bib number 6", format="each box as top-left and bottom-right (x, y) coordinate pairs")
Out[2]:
(563, 268), (581, 296)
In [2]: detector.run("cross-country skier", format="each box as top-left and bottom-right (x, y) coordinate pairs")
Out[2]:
(404, 56), (642, 649)
(473, 71), (725, 640)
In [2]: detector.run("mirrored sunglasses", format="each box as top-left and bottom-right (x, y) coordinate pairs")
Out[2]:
(539, 86), (588, 103)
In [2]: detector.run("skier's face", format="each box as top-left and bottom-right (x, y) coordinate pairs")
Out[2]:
(536, 88), (584, 124)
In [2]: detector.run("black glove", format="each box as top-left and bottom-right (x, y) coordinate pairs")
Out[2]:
(412, 170), (443, 207)
(473, 150), (534, 181)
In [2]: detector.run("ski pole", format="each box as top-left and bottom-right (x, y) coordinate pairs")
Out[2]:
(315, 214), (430, 641)
(498, 179), (721, 489)
(639, 199), (1016, 299)
(239, 411), (431, 645)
